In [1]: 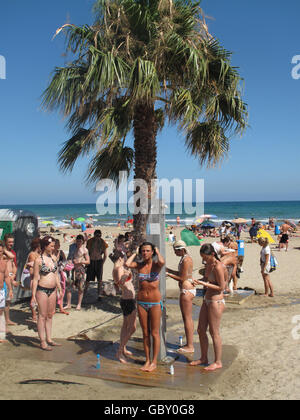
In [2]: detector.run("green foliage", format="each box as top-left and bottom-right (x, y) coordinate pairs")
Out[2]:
(42, 0), (248, 185)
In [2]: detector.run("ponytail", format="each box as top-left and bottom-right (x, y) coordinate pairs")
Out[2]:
(200, 243), (220, 261)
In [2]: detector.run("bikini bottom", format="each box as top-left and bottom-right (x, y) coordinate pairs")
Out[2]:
(137, 301), (163, 312)
(181, 288), (196, 297)
(120, 299), (136, 317)
(37, 285), (56, 298)
(204, 298), (225, 306)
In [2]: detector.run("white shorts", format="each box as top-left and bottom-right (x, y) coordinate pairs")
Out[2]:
(261, 264), (271, 274)
(0, 288), (6, 310)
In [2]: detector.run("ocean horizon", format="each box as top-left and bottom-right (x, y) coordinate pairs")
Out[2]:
(1, 201), (300, 227)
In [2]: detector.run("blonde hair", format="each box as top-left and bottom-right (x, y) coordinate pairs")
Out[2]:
(258, 237), (269, 247)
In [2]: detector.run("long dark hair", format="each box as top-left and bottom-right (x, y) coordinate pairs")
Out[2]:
(200, 244), (220, 261)
(40, 236), (55, 253)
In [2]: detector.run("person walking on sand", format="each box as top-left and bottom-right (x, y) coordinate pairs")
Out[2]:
(191, 244), (226, 372)
(126, 243), (165, 372)
(65, 235), (90, 311)
(166, 240), (195, 354)
(258, 237), (274, 297)
(279, 221), (292, 252)
(31, 236), (63, 351)
(0, 241), (13, 343)
(111, 249), (136, 364)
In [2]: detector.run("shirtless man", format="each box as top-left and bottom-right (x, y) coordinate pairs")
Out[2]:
(0, 242), (13, 343)
(279, 221), (293, 252)
(111, 250), (136, 364)
(3, 234), (17, 326)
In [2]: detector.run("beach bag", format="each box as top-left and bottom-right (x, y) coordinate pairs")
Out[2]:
(20, 269), (31, 290)
(64, 263), (74, 272)
(269, 252), (278, 272)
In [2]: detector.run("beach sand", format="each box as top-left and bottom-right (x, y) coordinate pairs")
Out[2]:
(1, 226), (300, 400)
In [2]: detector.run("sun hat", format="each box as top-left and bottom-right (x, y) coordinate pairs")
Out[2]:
(173, 240), (187, 250)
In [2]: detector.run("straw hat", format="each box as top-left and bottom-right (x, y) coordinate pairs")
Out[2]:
(173, 240), (187, 250)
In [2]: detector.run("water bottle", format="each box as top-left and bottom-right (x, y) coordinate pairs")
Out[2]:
(179, 336), (183, 346)
(169, 364), (174, 375)
(96, 354), (101, 369)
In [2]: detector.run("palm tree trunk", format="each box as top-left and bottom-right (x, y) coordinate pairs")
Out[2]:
(133, 102), (158, 245)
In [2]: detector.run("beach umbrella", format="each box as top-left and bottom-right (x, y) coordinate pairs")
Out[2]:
(199, 214), (217, 219)
(200, 221), (216, 228)
(224, 221), (234, 226)
(52, 220), (70, 228)
(193, 217), (204, 225)
(180, 229), (203, 246)
(232, 218), (247, 224)
(257, 229), (276, 244)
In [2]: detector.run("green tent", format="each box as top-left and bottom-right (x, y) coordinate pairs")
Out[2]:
(180, 229), (203, 246)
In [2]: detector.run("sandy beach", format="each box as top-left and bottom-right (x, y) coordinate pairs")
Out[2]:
(1, 225), (300, 400)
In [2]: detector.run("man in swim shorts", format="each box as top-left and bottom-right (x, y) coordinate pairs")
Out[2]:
(279, 222), (293, 252)
(86, 230), (108, 301)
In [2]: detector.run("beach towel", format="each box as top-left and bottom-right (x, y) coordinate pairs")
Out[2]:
(180, 229), (202, 246)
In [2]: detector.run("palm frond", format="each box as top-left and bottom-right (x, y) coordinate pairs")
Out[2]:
(86, 141), (134, 185)
(185, 121), (229, 168)
(58, 128), (97, 173)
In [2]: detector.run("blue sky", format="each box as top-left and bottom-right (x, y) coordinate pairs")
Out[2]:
(0, 0), (300, 205)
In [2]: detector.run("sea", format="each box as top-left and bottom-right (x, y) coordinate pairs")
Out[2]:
(1, 201), (300, 227)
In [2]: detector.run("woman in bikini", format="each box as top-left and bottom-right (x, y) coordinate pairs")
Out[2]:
(31, 236), (63, 351)
(111, 249), (136, 364)
(25, 238), (41, 322)
(166, 240), (195, 354)
(125, 242), (165, 372)
(191, 244), (226, 372)
(53, 239), (69, 315)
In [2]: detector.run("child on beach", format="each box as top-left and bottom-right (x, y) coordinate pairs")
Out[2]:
(258, 237), (274, 297)
(111, 250), (136, 364)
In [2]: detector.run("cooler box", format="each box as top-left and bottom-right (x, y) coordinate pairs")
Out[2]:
(237, 240), (245, 256)
(275, 225), (280, 235)
(0, 209), (38, 302)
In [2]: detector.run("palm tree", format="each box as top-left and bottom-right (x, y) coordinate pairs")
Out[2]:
(42, 0), (248, 243)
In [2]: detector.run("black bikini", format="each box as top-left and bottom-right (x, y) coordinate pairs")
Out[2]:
(37, 255), (58, 297)
(37, 285), (56, 297)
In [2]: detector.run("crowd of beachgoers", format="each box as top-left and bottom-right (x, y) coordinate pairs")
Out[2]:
(1, 215), (298, 377)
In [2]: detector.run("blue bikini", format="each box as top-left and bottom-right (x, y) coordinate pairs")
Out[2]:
(137, 272), (163, 312)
